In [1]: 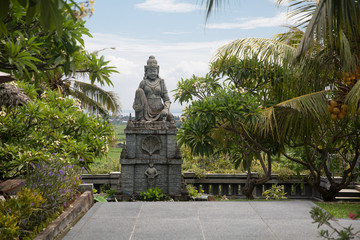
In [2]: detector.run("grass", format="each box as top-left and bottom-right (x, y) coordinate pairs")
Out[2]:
(90, 123), (126, 174)
(314, 202), (360, 219)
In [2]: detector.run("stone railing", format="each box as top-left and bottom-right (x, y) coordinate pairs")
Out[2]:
(81, 172), (322, 199)
(81, 172), (121, 194)
(183, 172), (316, 199)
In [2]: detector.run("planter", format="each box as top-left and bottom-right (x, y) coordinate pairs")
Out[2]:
(34, 191), (93, 240)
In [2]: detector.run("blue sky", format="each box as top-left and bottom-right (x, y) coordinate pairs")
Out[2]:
(82, 0), (292, 114)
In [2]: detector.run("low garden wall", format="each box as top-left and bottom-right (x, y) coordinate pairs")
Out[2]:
(81, 172), (338, 199)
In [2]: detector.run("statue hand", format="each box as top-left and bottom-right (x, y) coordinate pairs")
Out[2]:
(160, 109), (168, 119)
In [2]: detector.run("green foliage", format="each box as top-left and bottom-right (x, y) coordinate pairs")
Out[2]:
(0, 153), (87, 238)
(173, 74), (222, 104)
(94, 195), (108, 202)
(310, 207), (360, 240)
(90, 123), (125, 174)
(262, 184), (287, 200)
(0, 1), (120, 116)
(210, 56), (287, 106)
(275, 167), (296, 182)
(186, 185), (203, 200)
(0, 188), (45, 239)
(0, 86), (115, 180)
(25, 157), (84, 214)
(139, 187), (171, 201)
(314, 202), (360, 219)
(197, 0), (360, 202)
(176, 81), (261, 158)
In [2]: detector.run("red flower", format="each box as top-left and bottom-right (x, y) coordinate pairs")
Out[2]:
(349, 212), (358, 220)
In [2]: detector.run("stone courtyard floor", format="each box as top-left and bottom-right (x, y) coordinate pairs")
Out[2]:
(62, 200), (360, 240)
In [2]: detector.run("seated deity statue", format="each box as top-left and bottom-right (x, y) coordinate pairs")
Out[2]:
(133, 56), (174, 122)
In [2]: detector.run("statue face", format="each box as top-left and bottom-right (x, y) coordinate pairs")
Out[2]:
(146, 67), (158, 80)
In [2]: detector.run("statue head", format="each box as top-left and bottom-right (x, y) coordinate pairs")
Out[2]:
(144, 56), (159, 80)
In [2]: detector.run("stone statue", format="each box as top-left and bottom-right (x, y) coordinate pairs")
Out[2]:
(144, 161), (159, 188)
(133, 56), (174, 122)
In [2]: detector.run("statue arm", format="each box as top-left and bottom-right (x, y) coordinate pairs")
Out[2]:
(139, 80), (145, 89)
(160, 79), (171, 111)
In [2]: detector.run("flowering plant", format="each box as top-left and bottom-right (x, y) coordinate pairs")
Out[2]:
(25, 155), (86, 216)
(0, 188), (45, 239)
(0, 88), (114, 180)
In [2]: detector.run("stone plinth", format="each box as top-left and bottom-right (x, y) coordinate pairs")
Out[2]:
(120, 120), (182, 197)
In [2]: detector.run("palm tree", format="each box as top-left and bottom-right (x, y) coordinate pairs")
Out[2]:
(201, 0), (360, 201)
(44, 69), (120, 117)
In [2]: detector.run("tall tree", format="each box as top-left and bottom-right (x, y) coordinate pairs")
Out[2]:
(0, 0), (120, 116)
(179, 0), (360, 200)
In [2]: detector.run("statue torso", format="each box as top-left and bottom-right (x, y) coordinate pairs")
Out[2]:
(141, 78), (164, 112)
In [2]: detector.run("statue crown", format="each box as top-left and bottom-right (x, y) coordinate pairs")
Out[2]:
(145, 56), (159, 70)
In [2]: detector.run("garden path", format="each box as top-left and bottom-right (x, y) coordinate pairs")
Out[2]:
(63, 200), (360, 240)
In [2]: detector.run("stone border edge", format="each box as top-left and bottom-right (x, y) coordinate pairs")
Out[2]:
(34, 191), (93, 240)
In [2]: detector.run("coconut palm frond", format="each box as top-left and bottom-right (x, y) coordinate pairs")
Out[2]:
(71, 80), (121, 116)
(202, 0), (223, 20)
(344, 80), (360, 116)
(213, 38), (297, 68)
(273, 26), (304, 48)
(69, 87), (109, 116)
(295, 0), (360, 71)
(256, 90), (329, 142)
(286, 0), (317, 30)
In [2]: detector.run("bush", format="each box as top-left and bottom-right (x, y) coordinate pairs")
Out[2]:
(0, 87), (115, 180)
(139, 187), (171, 201)
(186, 184), (203, 200)
(262, 184), (287, 200)
(0, 188), (45, 239)
(0, 156), (86, 238)
(310, 207), (360, 240)
(26, 156), (84, 214)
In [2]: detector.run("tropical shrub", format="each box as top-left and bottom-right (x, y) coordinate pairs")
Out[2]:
(310, 207), (360, 240)
(0, 188), (45, 239)
(0, 155), (87, 238)
(26, 157), (84, 212)
(262, 184), (287, 200)
(139, 187), (171, 201)
(0, 86), (114, 180)
(186, 184), (203, 200)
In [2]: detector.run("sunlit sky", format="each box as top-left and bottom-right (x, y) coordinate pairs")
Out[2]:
(82, 0), (292, 114)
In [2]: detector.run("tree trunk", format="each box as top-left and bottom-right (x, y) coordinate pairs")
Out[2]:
(320, 188), (338, 202)
(242, 179), (256, 200)
(309, 180), (339, 201)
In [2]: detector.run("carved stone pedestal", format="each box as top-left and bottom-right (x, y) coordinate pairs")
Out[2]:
(120, 120), (182, 199)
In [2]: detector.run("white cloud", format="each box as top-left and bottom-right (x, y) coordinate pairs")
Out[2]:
(206, 12), (290, 29)
(135, 0), (199, 13)
(163, 31), (191, 35)
(105, 56), (136, 75)
(83, 33), (229, 113)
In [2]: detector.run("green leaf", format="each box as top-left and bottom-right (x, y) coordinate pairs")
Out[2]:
(0, 0), (9, 20)
(94, 195), (107, 202)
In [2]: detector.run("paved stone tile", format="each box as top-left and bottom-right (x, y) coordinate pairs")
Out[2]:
(197, 201), (260, 220)
(139, 202), (199, 219)
(63, 217), (136, 240)
(249, 200), (317, 220)
(63, 200), (359, 240)
(88, 202), (143, 218)
(132, 218), (204, 240)
(265, 219), (323, 240)
(201, 218), (277, 240)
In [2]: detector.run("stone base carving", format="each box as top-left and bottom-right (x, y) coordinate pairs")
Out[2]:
(120, 119), (182, 197)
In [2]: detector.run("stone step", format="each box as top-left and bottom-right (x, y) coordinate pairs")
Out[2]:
(335, 188), (360, 201)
